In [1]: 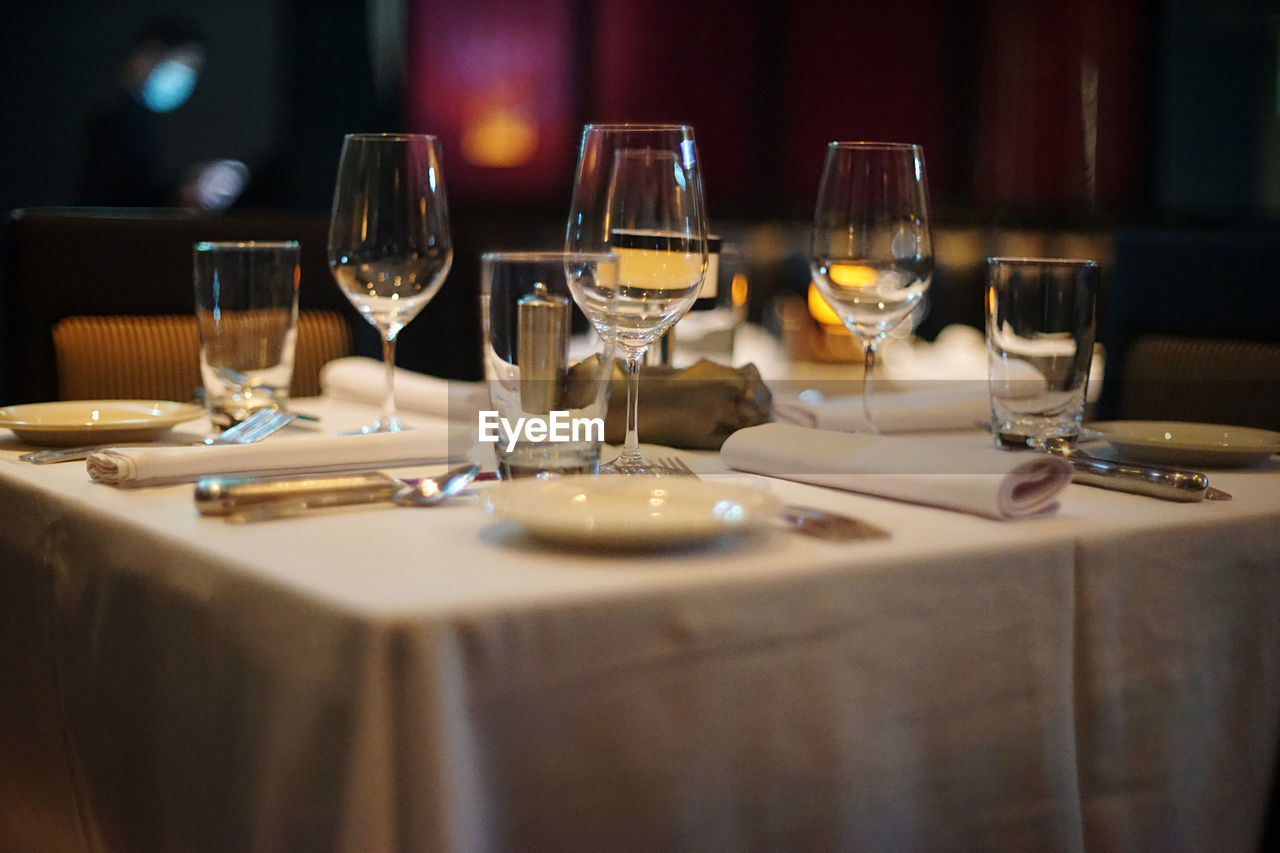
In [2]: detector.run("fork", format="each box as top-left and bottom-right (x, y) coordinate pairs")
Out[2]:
(652, 456), (890, 541)
(21, 408), (297, 464)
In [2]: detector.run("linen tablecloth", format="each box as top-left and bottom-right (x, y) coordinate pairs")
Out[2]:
(2, 398), (1277, 851)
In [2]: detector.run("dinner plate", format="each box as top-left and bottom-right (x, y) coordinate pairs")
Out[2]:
(1089, 420), (1280, 468)
(483, 475), (782, 547)
(0, 400), (205, 446)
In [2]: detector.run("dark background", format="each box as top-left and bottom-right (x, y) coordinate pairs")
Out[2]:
(1, 0), (1278, 393)
(4, 0), (1276, 219)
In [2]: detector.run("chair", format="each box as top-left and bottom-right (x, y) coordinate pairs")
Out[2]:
(1, 207), (373, 404)
(1097, 227), (1280, 429)
(1111, 334), (1280, 430)
(51, 311), (351, 402)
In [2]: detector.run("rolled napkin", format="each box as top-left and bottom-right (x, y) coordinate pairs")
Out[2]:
(720, 422), (1071, 520)
(771, 381), (990, 433)
(321, 356), (488, 419)
(88, 425), (467, 488)
(603, 360), (773, 450)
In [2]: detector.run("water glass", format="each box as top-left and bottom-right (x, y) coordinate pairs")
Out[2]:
(985, 257), (1098, 447)
(664, 239), (751, 365)
(480, 251), (617, 478)
(193, 241), (300, 428)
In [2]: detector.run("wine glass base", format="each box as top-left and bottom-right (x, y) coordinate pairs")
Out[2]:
(599, 455), (685, 477)
(341, 416), (405, 436)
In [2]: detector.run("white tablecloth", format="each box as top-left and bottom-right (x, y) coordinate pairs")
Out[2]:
(1, 398), (1277, 851)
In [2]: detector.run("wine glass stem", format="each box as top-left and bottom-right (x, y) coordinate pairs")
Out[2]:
(862, 340), (879, 435)
(616, 350), (645, 467)
(381, 330), (399, 430)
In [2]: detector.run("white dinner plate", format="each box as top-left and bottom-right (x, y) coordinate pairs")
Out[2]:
(1089, 420), (1280, 468)
(0, 400), (205, 446)
(483, 475), (782, 547)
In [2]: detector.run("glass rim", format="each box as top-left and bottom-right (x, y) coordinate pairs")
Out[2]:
(342, 132), (440, 142)
(194, 241), (299, 251)
(583, 123), (694, 133)
(481, 250), (619, 263)
(827, 141), (922, 151)
(987, 256), (1099, 267)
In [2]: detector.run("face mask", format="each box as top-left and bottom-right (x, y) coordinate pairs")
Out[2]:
(141, 58), (198, 112)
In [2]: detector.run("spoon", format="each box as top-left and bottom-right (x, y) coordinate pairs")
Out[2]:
(392, 462), (482, 506)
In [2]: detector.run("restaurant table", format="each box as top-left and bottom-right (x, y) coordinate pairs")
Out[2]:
(2, 398), (1278, 852)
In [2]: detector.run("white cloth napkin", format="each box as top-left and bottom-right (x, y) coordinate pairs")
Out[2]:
(720, 423), (1071, 520)
(87, 425), (467, 488)
(880, 323), (990, 383)
(771, 382), (990, 433)
(881, 323), (1106, 401)
(321, 357), (487, 419)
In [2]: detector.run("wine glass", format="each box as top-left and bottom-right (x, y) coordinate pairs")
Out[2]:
(327, 133), (453, 433)
(810, 142), (933, 432)
(565, 124), (709, 475)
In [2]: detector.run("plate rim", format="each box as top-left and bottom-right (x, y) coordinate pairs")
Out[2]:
(0, 399), (204, 431)
(1087, 419), (1280, 453)
(483, 475), (781, 545)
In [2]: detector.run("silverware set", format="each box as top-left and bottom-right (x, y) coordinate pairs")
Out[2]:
(1039, 436), (1232, 502)
(973, 421), (1233, 502)
(195, 462), (482, 522)
(19, 408), (297, 464)
(652, 456), (891, 542)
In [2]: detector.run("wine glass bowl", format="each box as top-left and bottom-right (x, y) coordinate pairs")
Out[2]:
(565, 125), (709, 475)
(327, 133), (452, 433)
(810, 141), (933, 432)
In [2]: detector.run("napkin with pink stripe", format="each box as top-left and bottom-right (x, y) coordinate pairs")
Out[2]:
(720, 422), (1071, 520)
(88, 425), (466, 488)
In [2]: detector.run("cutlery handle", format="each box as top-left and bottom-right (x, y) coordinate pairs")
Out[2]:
(1065, 455), (1208, 502)
(195, 472), (401, 516)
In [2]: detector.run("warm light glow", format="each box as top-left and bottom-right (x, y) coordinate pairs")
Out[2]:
(461, 107), (539, 167)
(828, 263), (878, 287)
(614, 248), (704, 290)
(807, 283), (848, 332)
(731, 273), (748, 308)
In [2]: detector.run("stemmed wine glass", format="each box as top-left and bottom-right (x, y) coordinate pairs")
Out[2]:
(565, 124), (709, 475)
(810, 142), (933, 432)
(327, 133), (453, 433)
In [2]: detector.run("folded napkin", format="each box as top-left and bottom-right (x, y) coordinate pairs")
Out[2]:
(321, 357), (488, 419)
(604, 360), (773, 450)
(879, 323), (989, 383)
(87, 425), (467, 488)
(881, 323), (1106, 401)
(720, 422), (1071, 520)
(771, 381), (990, 433)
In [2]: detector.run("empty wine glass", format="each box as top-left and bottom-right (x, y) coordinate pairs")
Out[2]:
(327, 133), (453, 433)
(565, 124), (709, 475)
(810, 142), (933, 432)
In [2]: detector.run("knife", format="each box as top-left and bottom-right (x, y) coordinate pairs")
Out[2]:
(195, 471), (406, 516)
(1041, 437), (1229, 502)
(195, 466), (498, 517)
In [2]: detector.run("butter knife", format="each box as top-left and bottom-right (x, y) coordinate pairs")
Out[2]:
(195, 471), (405, 516)
(195, 463), (488, 519)
(1041, 437), (1229, 502)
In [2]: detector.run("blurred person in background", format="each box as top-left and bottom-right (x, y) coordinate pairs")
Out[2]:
(77, 19), (247, 210)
